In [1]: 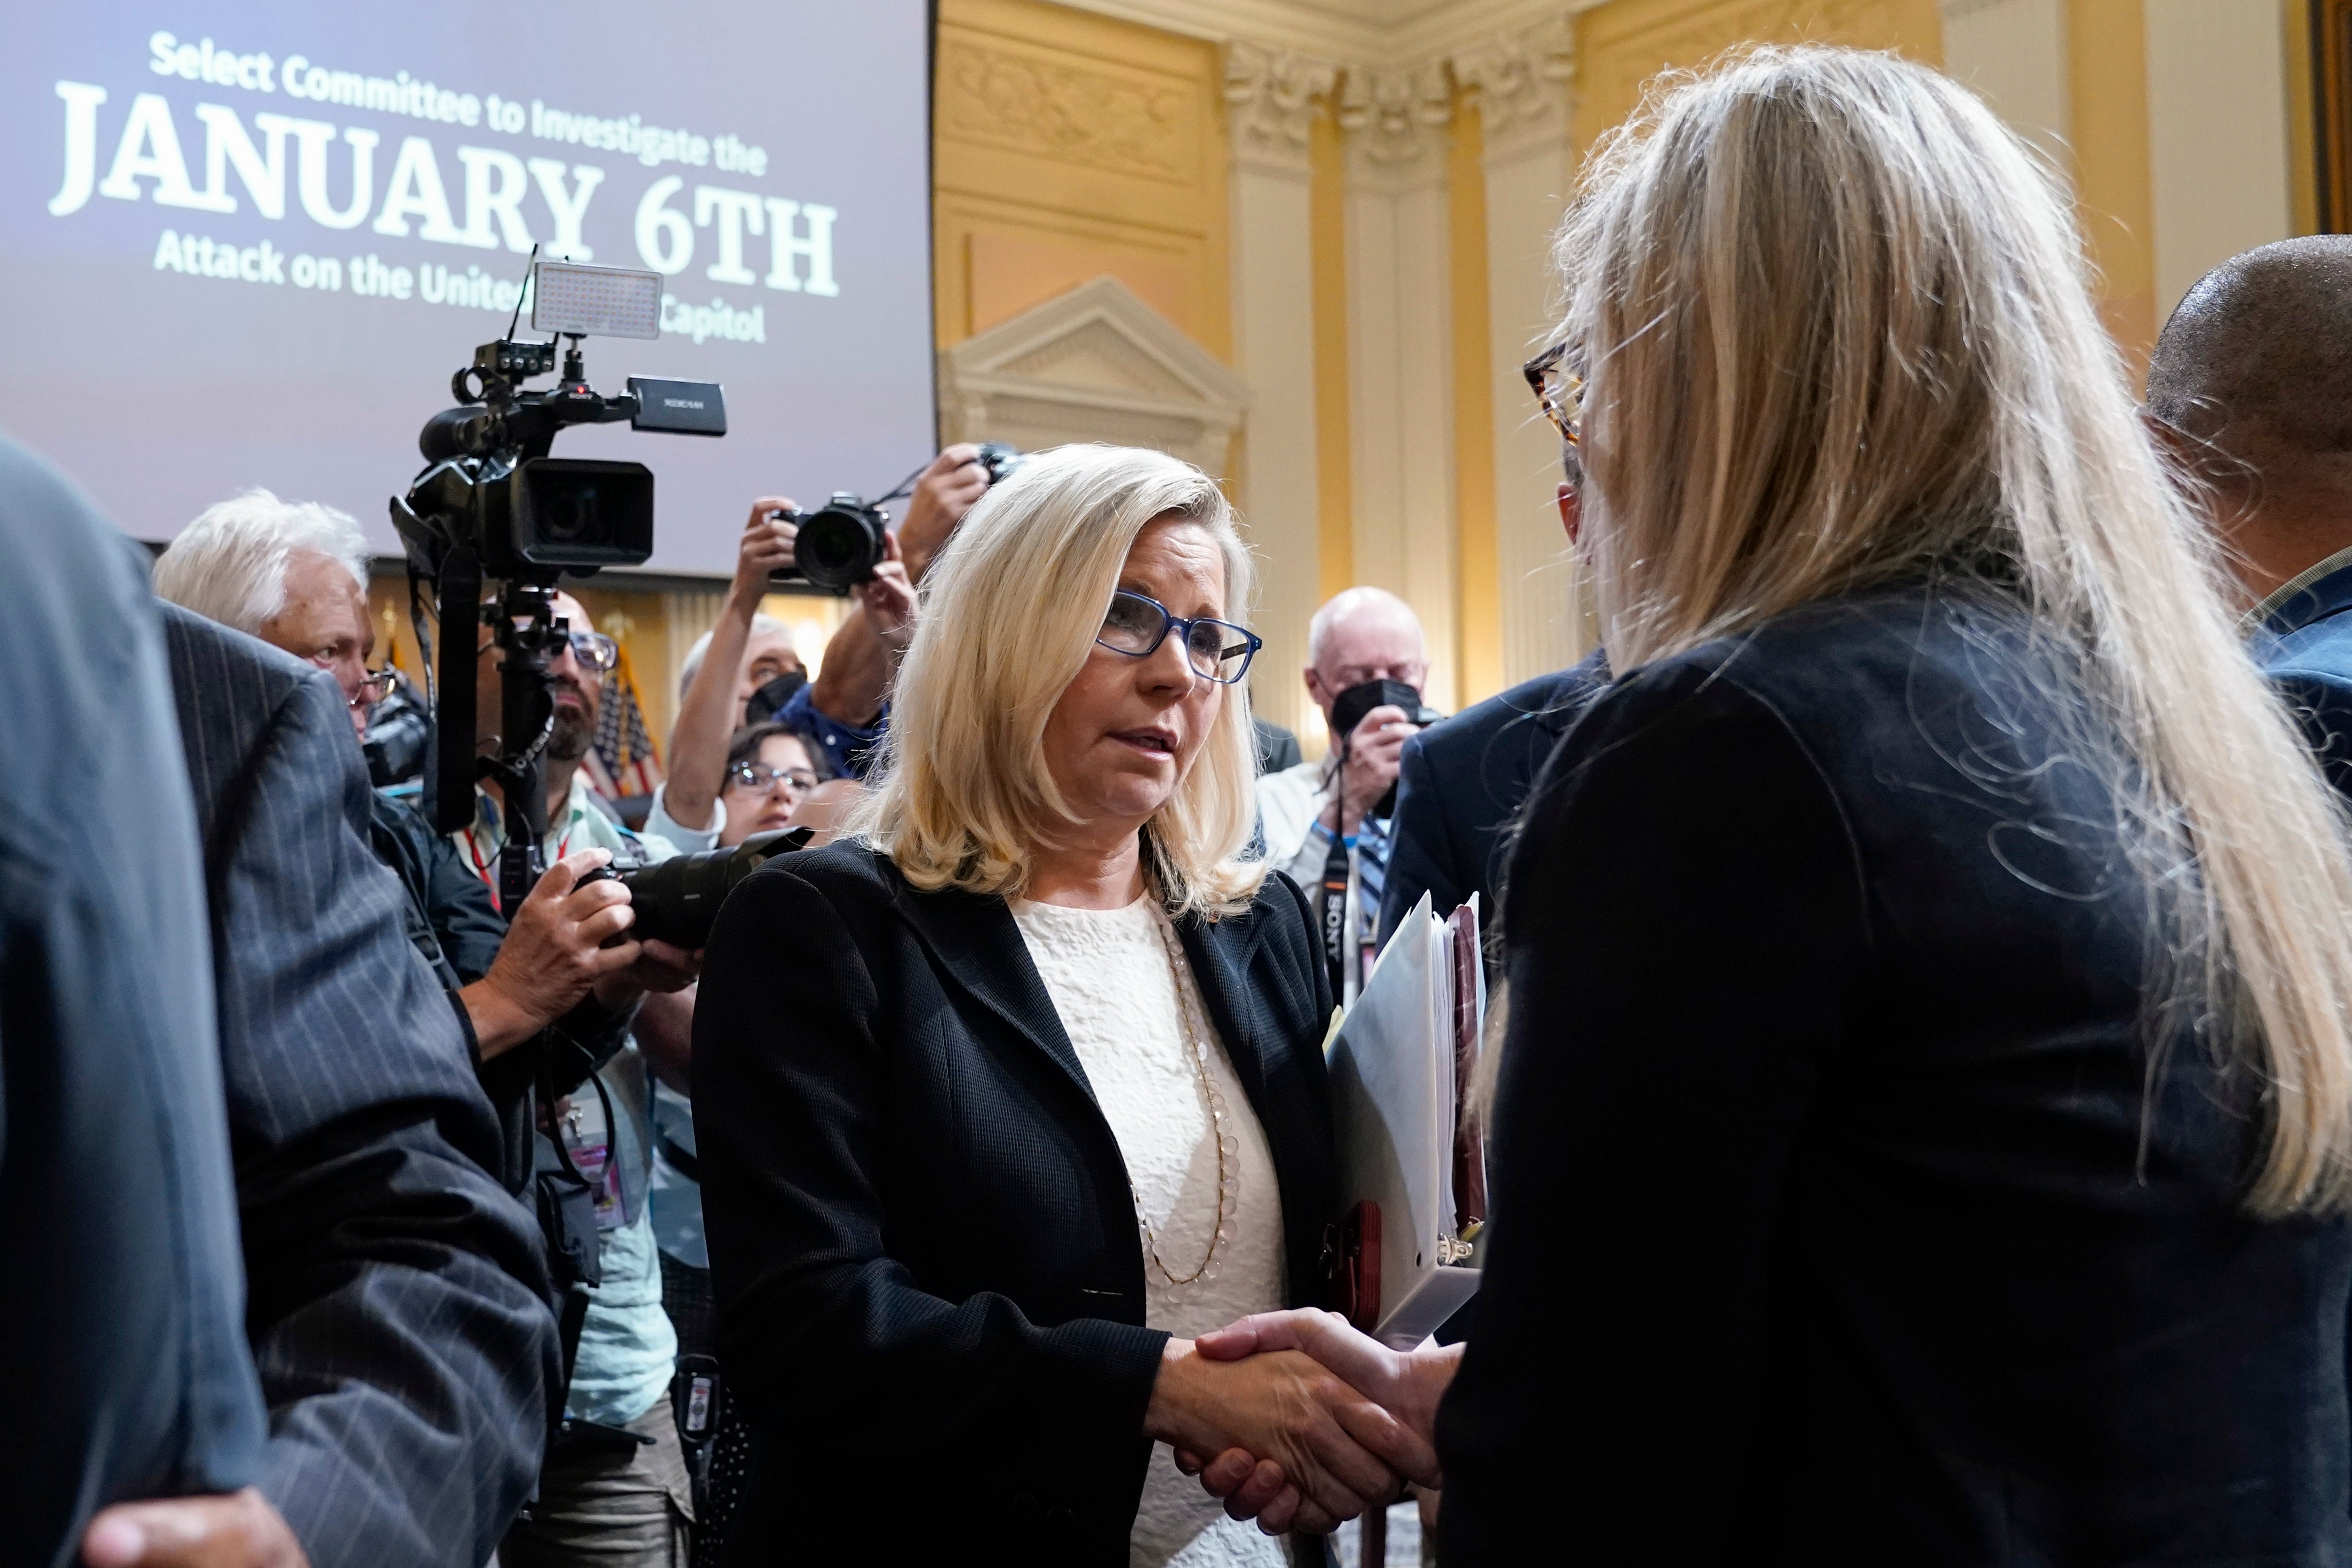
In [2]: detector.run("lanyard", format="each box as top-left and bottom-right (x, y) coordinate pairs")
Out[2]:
(463, 816), (573, 912)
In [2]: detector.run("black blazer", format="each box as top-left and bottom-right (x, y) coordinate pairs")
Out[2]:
(161, 605), (560, 1568)
(1376, 649), (1610, 946)
(694, 842), (1337, 1564)
(1437, 581), (2352, 1565)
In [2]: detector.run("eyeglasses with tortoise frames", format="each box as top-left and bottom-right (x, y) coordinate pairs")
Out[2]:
(1522, 340), (1584, 449)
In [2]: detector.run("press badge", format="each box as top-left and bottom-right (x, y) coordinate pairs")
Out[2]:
(562, 1090), (629, 1232)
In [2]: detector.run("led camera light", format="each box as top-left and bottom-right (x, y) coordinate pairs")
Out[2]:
(531, 259), (664, 340)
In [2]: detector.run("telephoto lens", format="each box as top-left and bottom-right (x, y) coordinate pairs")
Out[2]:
(577, 827), (810, 949)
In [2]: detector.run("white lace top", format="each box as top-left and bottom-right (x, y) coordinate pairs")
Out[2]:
(1010, 896), (1289, 1568)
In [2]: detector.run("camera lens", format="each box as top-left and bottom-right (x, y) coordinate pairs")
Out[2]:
(544, 485), (596, 542)
(795, 501), (884, 593)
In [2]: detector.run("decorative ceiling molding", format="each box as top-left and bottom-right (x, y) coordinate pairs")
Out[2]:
(1224, 40), (1341, 174)
(1452, 13), (1577, 160)
(1337, 61), (1455, 179)
(1054, 0), (1604, 71)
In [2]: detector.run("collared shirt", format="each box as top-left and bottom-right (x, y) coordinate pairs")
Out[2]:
(1254, 758), (1391, 1006)
(776, 680), (889, 781)
(2244, 542), (2352, 638)
(451, 771), (681, 1427)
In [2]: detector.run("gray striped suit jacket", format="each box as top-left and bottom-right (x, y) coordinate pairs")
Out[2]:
(160, 603), (561, 1568)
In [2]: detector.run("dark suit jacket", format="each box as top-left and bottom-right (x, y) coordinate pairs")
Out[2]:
(160, 604), (561, 1568)
(0, 438), (265, 1568)
(1376, 650), (1609, 946)
(1438, 581), (2352, 1565)
(694, 843), (1337, 1564)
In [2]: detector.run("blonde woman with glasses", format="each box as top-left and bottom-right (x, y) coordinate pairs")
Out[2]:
(1181, 44), (2352, 1564)
(690, 444), (1434, 1564)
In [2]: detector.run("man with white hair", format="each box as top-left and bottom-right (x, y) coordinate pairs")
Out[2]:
(155, 493), (646, 1079)
(1255, 586), (1435, 1003)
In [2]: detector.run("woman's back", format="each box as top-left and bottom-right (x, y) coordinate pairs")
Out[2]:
(1438, 580), (2352, 1563)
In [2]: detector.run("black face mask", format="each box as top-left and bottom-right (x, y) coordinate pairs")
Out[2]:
(743, 670), (809, 727)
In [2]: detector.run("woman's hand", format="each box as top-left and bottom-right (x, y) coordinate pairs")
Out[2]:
(1177, 1310), (1464, 1529)
(1142, 1336), (1438, 1529)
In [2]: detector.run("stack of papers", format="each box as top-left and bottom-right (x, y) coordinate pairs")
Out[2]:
(1325, 893), (1486, 1348)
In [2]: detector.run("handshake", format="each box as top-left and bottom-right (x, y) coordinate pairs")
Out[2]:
(1146, 1308), (1464, 1536)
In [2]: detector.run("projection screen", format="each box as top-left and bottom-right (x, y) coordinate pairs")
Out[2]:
(0, 1), (935, 576)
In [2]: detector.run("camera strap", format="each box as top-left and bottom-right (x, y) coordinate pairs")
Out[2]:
(1318, 750), (1351, 1002)
(1320, 830), (1350, 1003)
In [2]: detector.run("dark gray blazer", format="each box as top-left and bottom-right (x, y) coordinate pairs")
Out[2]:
(159, 603), (561, 1568)
(0, 437), (265, 1568)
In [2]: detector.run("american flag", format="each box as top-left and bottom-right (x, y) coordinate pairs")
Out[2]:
(582, 639), (665, 802)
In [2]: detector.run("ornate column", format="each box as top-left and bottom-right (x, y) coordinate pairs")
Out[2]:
(1224, 40), (1337, 742)
(1455, 15), (1583, 688)
(1339, 63), (1458, 709)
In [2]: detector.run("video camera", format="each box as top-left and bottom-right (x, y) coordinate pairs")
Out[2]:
(390, 255), (726, 909)
(768, 441), (1029, 595)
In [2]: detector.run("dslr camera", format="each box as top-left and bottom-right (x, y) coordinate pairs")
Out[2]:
(769, 442), (1030, 595)
(579, 828), (810, 950)
(390, 257), (726, 904)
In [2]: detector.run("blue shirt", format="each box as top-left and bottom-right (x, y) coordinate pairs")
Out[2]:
(2248, 544), (2352, 800)
(777, 680), (889, 781)
(453, 773), (681, 1427)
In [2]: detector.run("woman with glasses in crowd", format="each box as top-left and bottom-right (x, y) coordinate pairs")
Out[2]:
(713, 722), (828, 847)
(691, 444), (1433, 1564)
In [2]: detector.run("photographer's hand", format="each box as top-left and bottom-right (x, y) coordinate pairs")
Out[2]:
(82, 1488), (310, 1568)
(1335, 705), (1414, 835)
(731, 497), (798, 607)
(460, 850), (637, 1059)
(896, 445), (988, 582)
(853, 531), (917, 650)
(661, 498), (803, 836)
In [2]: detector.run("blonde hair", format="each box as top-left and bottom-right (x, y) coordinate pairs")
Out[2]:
(851, 444), (1266, 919)
(1550, 45), (2352, 1215)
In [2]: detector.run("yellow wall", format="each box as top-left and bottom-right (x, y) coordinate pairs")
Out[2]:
(1572, 0), (1944, 150)
(933, 0), (1232, 360)
(1310, 111), (1356, 603)
(1448, 94), (1503, 707)
(2070, 0), (2158, 380)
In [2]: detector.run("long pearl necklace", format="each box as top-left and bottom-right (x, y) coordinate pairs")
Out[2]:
(1139, 911), (1240, 1287)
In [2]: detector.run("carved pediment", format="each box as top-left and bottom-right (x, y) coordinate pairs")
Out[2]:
(939, 275), (1251, 474)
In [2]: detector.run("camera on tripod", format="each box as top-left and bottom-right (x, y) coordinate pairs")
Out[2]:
(390, 257), (728, 907)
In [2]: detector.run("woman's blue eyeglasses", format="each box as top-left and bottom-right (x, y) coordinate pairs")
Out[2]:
(1095, 590), (1262, 685)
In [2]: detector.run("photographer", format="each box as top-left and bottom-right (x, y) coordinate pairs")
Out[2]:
(666, 447), (987, 823)
(650, 493), (913, 850)
(445, 588), (706, 1568)
(1254, 587), (1436, 1003)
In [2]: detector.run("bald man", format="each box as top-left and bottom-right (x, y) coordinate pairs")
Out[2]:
(2148, 234), (2352, 796)
(1256, 587), (1433, 1004)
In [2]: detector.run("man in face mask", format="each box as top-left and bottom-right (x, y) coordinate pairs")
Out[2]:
(1253, 587), (1434, 1005)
